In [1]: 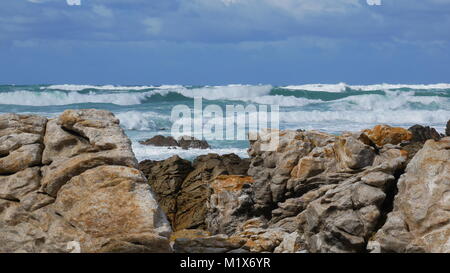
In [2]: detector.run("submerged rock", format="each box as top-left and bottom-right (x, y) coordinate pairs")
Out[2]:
(0, 110), (172, 253)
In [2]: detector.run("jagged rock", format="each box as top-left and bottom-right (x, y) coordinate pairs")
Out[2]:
(0, 115), (46, 175)
(206, 175), (254, 235)
(174, 154), (250, 231)
(236, 226), (289, 253)
(139, 156), (193, 225)
(178, 136), (211, 150)
(408, 124), (442, 143)
(274, 231), (303, 253)
(248, 130), (335, 214)
(0, 110), (172, 253)
(369, 137), (450, 253)
(363, 125), (412, 146)
(139, 135), (179, 147)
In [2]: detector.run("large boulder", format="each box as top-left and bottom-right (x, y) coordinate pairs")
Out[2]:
(363, 125), (412, 146)
(368, 137), (450, 253)
(0, 110), (172, 253)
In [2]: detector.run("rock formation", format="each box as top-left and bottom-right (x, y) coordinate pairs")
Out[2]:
(2, 110), (449, 253)
(368, 137), (450, 253)
(139, 153), (250, 231)
(0, 110), (171, 253)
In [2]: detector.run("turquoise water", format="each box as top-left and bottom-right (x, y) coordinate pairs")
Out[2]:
(1, 83), (449, 161)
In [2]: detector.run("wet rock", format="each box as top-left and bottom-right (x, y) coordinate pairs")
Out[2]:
(178, 136), (211, 149)
(408, 124), (442, 143)
(139, 135), (179, 147)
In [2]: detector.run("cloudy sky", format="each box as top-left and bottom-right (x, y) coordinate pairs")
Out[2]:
(1, 0), (449, 85)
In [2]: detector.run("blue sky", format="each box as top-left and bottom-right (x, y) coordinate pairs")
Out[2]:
(1, 0), (449, 85)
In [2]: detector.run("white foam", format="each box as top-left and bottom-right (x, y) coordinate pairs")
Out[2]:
(116, 111), (169, 131)
(0, 90), (152, 106)
(44, 84), (158, 91)
(280, 109), (450, 125)
(283, 83), (450, 92)
(132, 143), (248, 161)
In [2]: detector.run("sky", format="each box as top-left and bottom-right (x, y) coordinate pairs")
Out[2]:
(0, 0), (449, 85)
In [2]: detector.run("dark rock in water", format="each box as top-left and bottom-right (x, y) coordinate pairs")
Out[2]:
(446, 120), (450, 136)
(178, 136), (211, 150)
(139, 135), (211, 149)
(408, 124), (442, 143)
(139, 135), (179, 147)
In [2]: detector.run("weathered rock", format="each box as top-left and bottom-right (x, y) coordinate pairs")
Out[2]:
(0, 167), (41, 201)
(369, 138), (450, 253)
(408, 124), (442, 143)
(206, 175), (254, 235)
(139, 156), (193, 225)
(172, 229), (247, 253)
(0, 114), (47, 137)
(363, 125), (412, 146)
(53, 165), (171, 252)
(274, 231), (303, 253)
(139, 135), (179, 147)
(178, 136), (211, 150)
(0, 110), (172, 253)
(41, 110), (137, 196)
(248, 130), (335, 214)
(174, 154), (250, 231)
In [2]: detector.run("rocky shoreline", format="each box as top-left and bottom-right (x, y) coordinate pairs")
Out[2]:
(0, 109), (449, 253)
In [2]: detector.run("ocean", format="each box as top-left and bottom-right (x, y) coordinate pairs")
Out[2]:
(1, 83), (449, 161)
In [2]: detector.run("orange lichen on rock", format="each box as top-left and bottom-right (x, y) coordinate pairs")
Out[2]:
(363, 124), (412, 146)
(210, 175), (254, 193)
